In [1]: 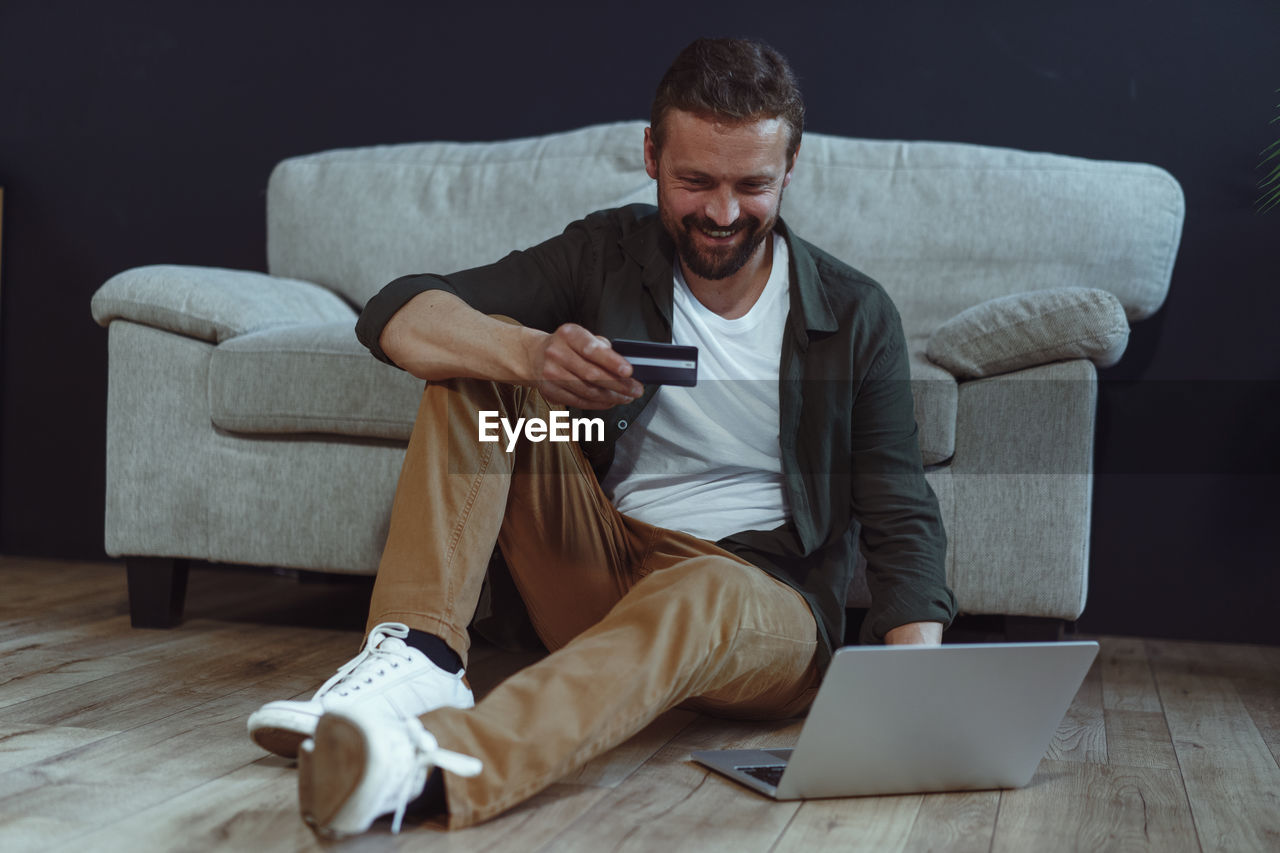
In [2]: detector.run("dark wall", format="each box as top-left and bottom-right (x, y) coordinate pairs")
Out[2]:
(1, 2), (1276, 643)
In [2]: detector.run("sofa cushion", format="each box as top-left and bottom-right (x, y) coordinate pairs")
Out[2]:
(92, 265), (356, 343)
(209, 322), (422, 439)
(925, 287), (1129, 379)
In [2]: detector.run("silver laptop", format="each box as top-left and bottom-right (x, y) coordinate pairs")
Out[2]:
(692, 641), (1098, 800)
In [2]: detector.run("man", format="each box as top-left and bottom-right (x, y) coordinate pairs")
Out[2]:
(248, 36), (956, 836)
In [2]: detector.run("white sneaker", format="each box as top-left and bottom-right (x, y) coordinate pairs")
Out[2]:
(298, 705), (482, 836)
(247, 622), (474, 759)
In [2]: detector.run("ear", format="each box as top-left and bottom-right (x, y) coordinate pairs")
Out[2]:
(643, 127), (660, 180)
(782, 142), (800, 189)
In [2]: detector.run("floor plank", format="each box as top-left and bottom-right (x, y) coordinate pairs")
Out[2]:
(0, 687), (282, 848)
(773, 794), (924, 852)
(1102, 709), (1180, 771)
(0, 648), (149, 714)
(1149, 640), (1280, 853)
(991, 760), (1200, 853)
(0, 724), (116, 775)
(1100, 636), (1163, 713)
(3, 558), (1280, 852)
(1098, 637), (1180, 770)
(1047, 655), (1107, 763)
(0, 625), (343, 731)
(42, 759), (316, 853)
(545, 716), (804, 853)
(1228, 644), (1280, 769)
(406, 784), (612, 853)
(903, 791), (1000, 853)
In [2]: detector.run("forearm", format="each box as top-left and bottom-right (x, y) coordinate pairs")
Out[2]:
(378, 289), (641, 410)
(379, 290), (544, 383)
(884, 621), (944, 646)
(852, 322), (956, 643)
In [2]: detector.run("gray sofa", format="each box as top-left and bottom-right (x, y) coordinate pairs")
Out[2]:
(90, 121), (1184, 635)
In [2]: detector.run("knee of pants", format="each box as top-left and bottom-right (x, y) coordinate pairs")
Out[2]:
(670, 557), (817, 645)
(425, 375), (529, 415)
(645, 557), (778, 630)
(652, 559), (819, 711)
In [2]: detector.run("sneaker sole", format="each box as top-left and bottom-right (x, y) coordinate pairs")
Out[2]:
(251, 726), (308, 760)
(250, 685), (473, 761)
(297, 741), (317, 831)
(298, 715), (370, 838)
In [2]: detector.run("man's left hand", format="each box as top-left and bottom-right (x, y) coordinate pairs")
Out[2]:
(884, 621), (944, 646)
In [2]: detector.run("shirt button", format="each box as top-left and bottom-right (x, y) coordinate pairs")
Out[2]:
(617, 419), (629, 430)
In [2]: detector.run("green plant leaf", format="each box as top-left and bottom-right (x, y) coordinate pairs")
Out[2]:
(1259, 90), (1280, 212)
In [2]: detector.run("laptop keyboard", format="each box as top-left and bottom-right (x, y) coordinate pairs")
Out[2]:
(737, 764), (786, 787)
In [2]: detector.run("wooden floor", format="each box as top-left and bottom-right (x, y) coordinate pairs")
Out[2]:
(0, 557), (1277, 852)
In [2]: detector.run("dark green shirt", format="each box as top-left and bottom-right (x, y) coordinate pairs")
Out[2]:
(357, 204), (956, 667)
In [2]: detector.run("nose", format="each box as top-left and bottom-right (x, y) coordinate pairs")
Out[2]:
(704, 187), (740, 226)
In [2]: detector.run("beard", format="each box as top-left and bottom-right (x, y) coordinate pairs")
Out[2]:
(659, 189), (783, 281)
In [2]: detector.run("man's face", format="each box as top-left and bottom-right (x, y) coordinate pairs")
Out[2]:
(645, 109), (796, 282)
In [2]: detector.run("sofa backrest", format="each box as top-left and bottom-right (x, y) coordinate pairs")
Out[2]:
(267, 122), (654, 313)
(266, 120), (1183, 340)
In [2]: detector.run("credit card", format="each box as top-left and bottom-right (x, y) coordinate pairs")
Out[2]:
(611, 339), (698, 387)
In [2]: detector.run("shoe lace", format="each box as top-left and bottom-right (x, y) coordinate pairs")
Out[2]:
(390, 719), (483, 834)
(314, 623), (417, 701)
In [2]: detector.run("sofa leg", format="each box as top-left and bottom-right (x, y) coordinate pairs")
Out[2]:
(126, 558), (190, 628)
(1004, 615), (1065, 643)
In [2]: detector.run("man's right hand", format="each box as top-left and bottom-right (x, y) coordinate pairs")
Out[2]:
(524, 323), (644, 410)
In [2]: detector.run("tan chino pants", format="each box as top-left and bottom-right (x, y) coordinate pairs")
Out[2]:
(365, 377), (820, 828)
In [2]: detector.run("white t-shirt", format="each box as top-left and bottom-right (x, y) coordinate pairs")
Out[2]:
(602, 232), (791, 541)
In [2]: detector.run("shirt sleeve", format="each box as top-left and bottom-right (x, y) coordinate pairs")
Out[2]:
(355, 219), (598, 366)
(850, 311), (957, 643)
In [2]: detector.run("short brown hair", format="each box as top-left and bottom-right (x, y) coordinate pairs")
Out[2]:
(649, 37), (805, 162)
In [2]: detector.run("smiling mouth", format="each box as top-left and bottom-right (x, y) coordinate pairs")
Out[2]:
(698, 226), (739, 239)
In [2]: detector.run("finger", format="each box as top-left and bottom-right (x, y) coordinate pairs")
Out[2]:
(541, 361), (636, 407)
(549, 328), (643, 399)
(574, 356), (645, 399)
(552, 357), (642, 403)
(559, 325), (634, 380)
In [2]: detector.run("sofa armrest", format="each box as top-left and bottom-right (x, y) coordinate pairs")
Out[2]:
(925, 287), (1129, 380)
(91, 265), (357, 344)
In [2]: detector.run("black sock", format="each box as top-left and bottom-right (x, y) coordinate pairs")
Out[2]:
(405, 768), (448, 821)
(404, 629), (463, 674)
